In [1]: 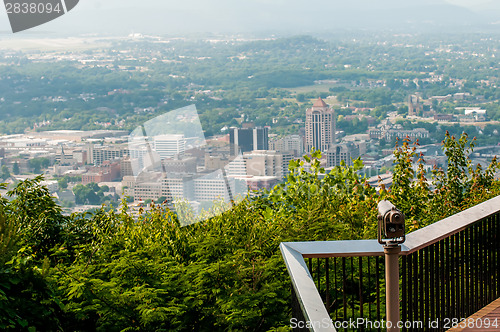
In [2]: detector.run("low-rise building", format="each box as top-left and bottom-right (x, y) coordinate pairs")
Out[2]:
(385, 128), (430, 140)
(82, 161), (121, 184)
(434, 114), (456, 122)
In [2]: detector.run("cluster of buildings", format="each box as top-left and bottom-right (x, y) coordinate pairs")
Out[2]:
(0, 99), (364, 214)
(433, 108), (487, 123)
(368, 127), (430, 141)
(118, 98), (366, 214)
(121, 126), (296, 208)
(3, 96), (495, 215)
(408, 93), (488, 123)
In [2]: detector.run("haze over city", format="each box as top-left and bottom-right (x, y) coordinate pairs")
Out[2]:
(2, 0), (500, 36)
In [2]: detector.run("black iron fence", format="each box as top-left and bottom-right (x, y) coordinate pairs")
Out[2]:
(298, 256), (385, 331)
(401, 213), (500, 331)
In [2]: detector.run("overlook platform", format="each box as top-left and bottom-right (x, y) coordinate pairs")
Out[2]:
(447, 297), (500, 331)
(282, 195), (500, 331)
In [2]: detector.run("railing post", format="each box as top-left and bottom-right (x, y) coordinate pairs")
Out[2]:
(384, 244), (401, 332)
(377, 200), (405, 332)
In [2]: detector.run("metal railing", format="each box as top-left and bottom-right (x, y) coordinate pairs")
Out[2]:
(400, 205), (500, 331)
(281, 195), (500, 331)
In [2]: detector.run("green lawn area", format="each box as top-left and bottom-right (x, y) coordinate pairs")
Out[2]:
(285, 83), (339, 94)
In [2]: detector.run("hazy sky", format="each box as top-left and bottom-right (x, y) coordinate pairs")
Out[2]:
(445, 0), (494, 7)
(1, 0), (500, 36)
(69, 0), (498, 9)
(74, 0), (498, 10)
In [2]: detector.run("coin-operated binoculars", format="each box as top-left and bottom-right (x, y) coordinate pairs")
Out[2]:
(377, 199), (405, 245)
(377, 200), (405, 332)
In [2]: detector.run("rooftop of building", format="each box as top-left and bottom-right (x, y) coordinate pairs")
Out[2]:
(312, 97), (328, 108)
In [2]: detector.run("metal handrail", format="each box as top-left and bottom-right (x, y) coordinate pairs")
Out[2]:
(280, 194), (500, 331)
(402, 195), (500, 254)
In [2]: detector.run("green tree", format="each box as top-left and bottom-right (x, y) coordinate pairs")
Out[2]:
(385, 132), (499, 229)
(156, 196), (167, 204)
(0, 165), (10, 180)
(1, 177), (65, 331)
(28, 158), (50, 174)
(57, 177), (68, 190)
(72, 183), (99, 205)
(72, 183), (113, 205)
(12, 162), (20, 175)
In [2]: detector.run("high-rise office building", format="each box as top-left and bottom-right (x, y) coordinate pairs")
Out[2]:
(153, 134), (186, 159)
(242, 150), (293, 178)
(87, 144), (129, 166)
(229, 127), (268, 155)
(305, 98), (336, 153)
(269, 135), (304, 156)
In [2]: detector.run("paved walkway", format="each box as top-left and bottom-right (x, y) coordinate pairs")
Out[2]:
(447, 297), (500, 331)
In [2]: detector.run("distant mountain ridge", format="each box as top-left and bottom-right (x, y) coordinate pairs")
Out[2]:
(471, 1), (500, 21)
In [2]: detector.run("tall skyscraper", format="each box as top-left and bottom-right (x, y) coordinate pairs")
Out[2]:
(305, 97), (336, 153)
(229, 127), (269, 155)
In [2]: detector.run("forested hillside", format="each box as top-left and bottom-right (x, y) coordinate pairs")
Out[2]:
(2, 34), (500, 142)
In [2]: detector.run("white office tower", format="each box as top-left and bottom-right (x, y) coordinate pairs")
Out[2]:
(153, 134), (186, 159)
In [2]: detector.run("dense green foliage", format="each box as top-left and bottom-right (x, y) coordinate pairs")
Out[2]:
(1, 134), (499, 331)
(72, 183), (118, 206)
